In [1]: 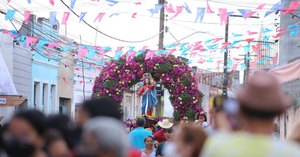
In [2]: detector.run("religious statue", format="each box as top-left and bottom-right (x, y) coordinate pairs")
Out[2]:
(137, 73), (158, 116)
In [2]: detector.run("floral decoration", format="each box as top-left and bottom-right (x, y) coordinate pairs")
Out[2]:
(93, 54), (203, 119)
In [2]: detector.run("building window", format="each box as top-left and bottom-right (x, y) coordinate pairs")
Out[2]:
(34, 82), (40, 110)
(50, 85), (56, 112)
(42, 83), (48, 113)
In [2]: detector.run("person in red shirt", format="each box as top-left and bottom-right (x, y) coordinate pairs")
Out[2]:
(154, 119), (173, 143)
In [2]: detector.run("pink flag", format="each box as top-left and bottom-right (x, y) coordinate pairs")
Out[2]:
(2, 29), (9, 34)
(145, 50), (155, 60)
(7, 0), (11, 3)
(94, 13), (105, 22)
(206, 0), (214, 13)
(272, 32), (284, 38)
(247, 31), (258, 35)
(49, 0), (54, 6)
(47, 41), (60, 49)
(63, 77), (68, 83)
(221, 42), (231, 49)
(164, 4), (176, 13)
(283, 1), (298, 15)
(219, 8), (228, 25)
(131, 12), (137, 18)
(26, 37), (37, 47)
(134, 1), (141, 5)
(246, 11), (256, 18)
(212, 37), (223, 43)
(24, 11), (31, 25)
(167, 49), (176, 56)
(62, 12), (70, 25)
(170, 6), (184, 19)
(256, 3), (266, 10)
(78, 48), (88, 59)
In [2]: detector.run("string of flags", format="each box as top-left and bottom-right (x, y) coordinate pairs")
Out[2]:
(3, 1), (298, 26)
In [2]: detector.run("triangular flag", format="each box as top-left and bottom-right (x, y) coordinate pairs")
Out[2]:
(5, 10), (16, 21)
(79, 12), (87, 22)
(78, 48), (88, 59)
(170, 6), (184, 19)
(37, 39), (48, 48)
(62, 12), (70, 25)
(256, 3), (266, 10)
(219, 8), (228, 25)
(164, 4), (176, 13)
(94, 13), (105, 22)
(106, 0), (119, 6)
(148, 4), (163, 15)
(288, 24), (298, 29)
(26, 37), (37, 47)
(27, 0), (31, 4)
(131, 12), (137, 18)
(238, 9), (251, 19)
(49, 12), (57, 26)
(114, 50), (122, 60)
(109, 13), (120, 17)
(290, 30), (299, 37)
(282, 1), (298, 15)
(49, 0), (54, 6)
(265, 2), (285, 17)
(263, 28), (272, 33)
(24, 11), (31, 25)
(206, 0), (214, 13)
(183, 3), (192, 13)
(70, 0), (76, 9)
(194, 8), (206, 23)
(7, 0), (11, 3)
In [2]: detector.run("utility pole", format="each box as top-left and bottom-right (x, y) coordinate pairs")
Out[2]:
(158, 0), (165, 49)
(222, 15), (259, 96)
(156, 0), (165, 116)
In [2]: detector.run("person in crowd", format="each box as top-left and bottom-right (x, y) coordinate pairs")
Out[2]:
(74, 97), (122, 146)
(141, 136), (156, 157)
(164, 125), (207, 157)
(288, 121), (300, 144)
(206, 95), (232, 135)
(156, 128), (174, 157)
(154, 119), (173, 143)
(129, 118), (152, 149)
(194, 111), (209, 128)
(46, 114), (76, 151)
(2, 110), (47, 157)
(77, 117), (128, 157)
(44, 130), (72, 157)
(202, 71), (300, 157)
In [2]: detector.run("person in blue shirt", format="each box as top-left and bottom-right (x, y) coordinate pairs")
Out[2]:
(129, 118), (152, 149)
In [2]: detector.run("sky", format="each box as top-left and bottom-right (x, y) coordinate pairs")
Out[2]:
(0, 0), (280, 72)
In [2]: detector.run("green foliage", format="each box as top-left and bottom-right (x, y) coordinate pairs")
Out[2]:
(134, 55), (145, 63)
(180, 93), (191, 102)
(182, 76), (191, 86)
(173, 110), (180, 122)
(102, 80), (117, 88)
(186, 107), (197, 121)
(156, 62), (172, 73)
(116, 59), (126, 68)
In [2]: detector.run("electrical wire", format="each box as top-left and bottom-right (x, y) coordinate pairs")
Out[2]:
(60, 0), (164, 43)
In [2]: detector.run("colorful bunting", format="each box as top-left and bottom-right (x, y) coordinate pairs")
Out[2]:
(78, 48), (87, 59)
(106, 0), (119, 6)
(238, 9), (251, 19)
(183, 3), (192, 13)
(206, 0), (214, 13)
(7, 0), (11, 3)
(131, 12), (137, 18)
(24, 11), (31, 25)
(282, 1), (298, 15)
(170, 6), (184, 19)
(94, 13), (105, 22)
(79, 12), (87, 22)
(70, 0), (76, 9)
(194, 8), (206, 23)
(219, 8), (228, 25)
(265, 2), (285, 17)
(49, 0), (54, 6)
(5, 10), (16, 21)
(164, 4), (176, 13)
(290, 30), (299, 37)
(49, 12), (57, 26)
(27, 0), (32, 4)
(62, 12), (70, 25)
(256, 3), (266, 10)
(109, 13), (120, 17)
(148, 4), (163, 15)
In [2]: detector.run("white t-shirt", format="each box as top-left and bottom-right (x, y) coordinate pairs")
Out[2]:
(141, 149), (156, 157)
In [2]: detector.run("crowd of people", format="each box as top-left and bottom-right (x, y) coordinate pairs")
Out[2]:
(1, 71), (300, 157)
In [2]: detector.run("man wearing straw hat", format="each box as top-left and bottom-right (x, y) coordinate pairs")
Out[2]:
(154, 119), (173, 143)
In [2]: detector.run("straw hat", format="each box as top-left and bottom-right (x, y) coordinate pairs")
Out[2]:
(158, 119), (174, 129)
(237, 71), (290, 113)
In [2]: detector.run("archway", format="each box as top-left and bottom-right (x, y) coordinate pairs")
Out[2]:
(92, 54), (203, 120)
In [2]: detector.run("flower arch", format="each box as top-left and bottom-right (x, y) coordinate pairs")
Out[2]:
(93, 54), (203, 120)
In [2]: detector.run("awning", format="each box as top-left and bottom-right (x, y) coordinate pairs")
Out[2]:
(269, 60), (300, 84)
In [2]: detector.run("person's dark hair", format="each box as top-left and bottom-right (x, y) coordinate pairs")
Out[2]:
(44, 129), (66, 153)
(240, 103), (281, 120)
(167, 127), (174, 134)
(144, 136), (154, 142)
(143, 79), (150, 86)
(13, 110), (46, 136)
(82, 96), (122, 120)
(196, 113), (207, 122)
(136, 118), (146, 127)
(46, 114), (76, 149)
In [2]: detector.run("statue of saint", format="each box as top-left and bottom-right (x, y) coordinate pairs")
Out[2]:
(137, 74), (158, 116)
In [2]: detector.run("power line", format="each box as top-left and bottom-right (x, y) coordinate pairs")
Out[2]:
(60, 0), (164, 43)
